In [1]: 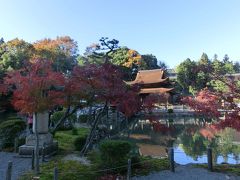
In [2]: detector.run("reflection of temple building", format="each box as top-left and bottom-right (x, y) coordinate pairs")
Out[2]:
(127, 69), (174, 103)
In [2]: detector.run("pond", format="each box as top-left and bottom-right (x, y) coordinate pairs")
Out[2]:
(122, 115), (240, 165)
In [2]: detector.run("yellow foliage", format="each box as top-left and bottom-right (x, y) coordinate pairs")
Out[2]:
(123, 49), (142, 68)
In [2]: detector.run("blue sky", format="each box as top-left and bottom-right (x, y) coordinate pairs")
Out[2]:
(0, 0), (240, 68)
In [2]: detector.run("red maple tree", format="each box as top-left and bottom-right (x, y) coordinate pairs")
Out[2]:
(182, 81), (240, 131)
(3, 59), (65, 114)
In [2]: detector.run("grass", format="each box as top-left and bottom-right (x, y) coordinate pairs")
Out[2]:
(195, 164), (240, 176)
(132, 156), (170, 176)
(54, 128), (89, 154)
(19, 160), (97, 180)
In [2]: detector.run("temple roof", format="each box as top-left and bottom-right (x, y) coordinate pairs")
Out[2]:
(127, 69), (168, 85)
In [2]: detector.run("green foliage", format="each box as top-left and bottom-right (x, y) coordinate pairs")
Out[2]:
(176, 53), (237, 94)
(109, 47), (129, 66)
(19, 160), (96, 180)
(0, 119), (26, 148)
(72, 127), (78, 135)
(209, 79), (228, 92)
(132, 157), (170, 176)
(33, 36), (78, 73)
(167, 108), (174, 113)
(74, 136), (87, 151)
(51, 111), (77, 130)
(141, 54), (166, 70)
(78, 114), (90, 123)
(179, 131), (207, 160)
(54, 128), (89, 153)
(176, 58), (197, 94)
(99, 140), (131, 168)
(0, 38), (34, 73)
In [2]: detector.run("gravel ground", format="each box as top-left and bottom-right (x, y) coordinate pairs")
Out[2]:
(132, 164), (240, 180)
(0, 152), (31, 180)
(63, 153), (91, 165)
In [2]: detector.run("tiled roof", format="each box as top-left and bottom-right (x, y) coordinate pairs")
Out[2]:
(127, 69), (168, 85)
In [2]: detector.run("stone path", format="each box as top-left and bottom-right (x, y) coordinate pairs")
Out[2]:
(133, 164), (240, 180)
(0, 152), (31, 180)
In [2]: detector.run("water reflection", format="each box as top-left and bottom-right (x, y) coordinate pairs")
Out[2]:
(125, 116), (240, 165)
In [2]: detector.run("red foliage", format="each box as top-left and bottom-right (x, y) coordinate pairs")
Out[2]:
(199, 124), (219, 140)
(142, 94), (158, 112)
(182, 83), (240, 131)
(0, 82), (7, 94)
(4, 60), (65, 113)
(63, 63), (142, 117)
(146, 116), (172, 133)
(2, 60), (149, 120)
(182, 89), (221, 118)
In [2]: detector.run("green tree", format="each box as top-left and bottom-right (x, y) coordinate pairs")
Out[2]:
(33, 36), (78, 72)
(176, 58), (197, 94)
(0, 38), (34, 72)
(234, 62), (240, 73)
(141, 54), (159, 69)
(109, 46), (129, 66)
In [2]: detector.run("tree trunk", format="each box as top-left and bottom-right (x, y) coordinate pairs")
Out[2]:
(34, 112), (40, 174)
(80, 104), (108, 156)
(50, 106), (79, 134)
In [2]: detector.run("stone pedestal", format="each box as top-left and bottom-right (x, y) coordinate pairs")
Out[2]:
(19, 112), (58, 156)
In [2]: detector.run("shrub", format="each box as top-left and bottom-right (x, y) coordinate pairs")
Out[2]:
(0, 120), (26, 149)
(99, 140), (131, 168)
(78, 114), (90, 123)
(74, 136), (87, 151)
(72, 127), (78, 135)
(168, 108), (174, 113)
(51, 111), (77, 130)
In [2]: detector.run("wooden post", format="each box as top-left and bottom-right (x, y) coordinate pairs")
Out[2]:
(168, 148), (175, 172)
(127, 159), (131, 180)
(5, 161), (12, 180)
(53, 166), (58, 180)
(34, 112), (40, 174)
(14, 138), (18, 153)
(42, 143), (46, 162)
(207, 147), (213, 171)
(31, 149), (35, 170)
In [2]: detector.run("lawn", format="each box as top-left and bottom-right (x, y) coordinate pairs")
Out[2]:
(54, 128), (89, 154)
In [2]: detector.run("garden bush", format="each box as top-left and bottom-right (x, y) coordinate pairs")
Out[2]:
(51, 111), (77, 130)
(0, 119), (26, 149)
(72, 127), (78, 135)
(74, 136), (87, 151)
(99, 140), (131, 168)
(78, 114), (90, 123)
(168, 108), (174, 113)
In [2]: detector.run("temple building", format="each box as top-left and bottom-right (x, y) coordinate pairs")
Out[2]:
(127, 69), (174, 103)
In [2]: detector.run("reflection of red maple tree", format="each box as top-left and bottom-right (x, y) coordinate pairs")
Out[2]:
(199, 124), (218, 140)
(146, 116), (172, 133)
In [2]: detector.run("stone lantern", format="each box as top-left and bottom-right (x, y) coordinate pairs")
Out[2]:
(19, 112), (58, 156)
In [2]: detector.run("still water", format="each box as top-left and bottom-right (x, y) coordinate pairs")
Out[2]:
(123, 115), (240, 165)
